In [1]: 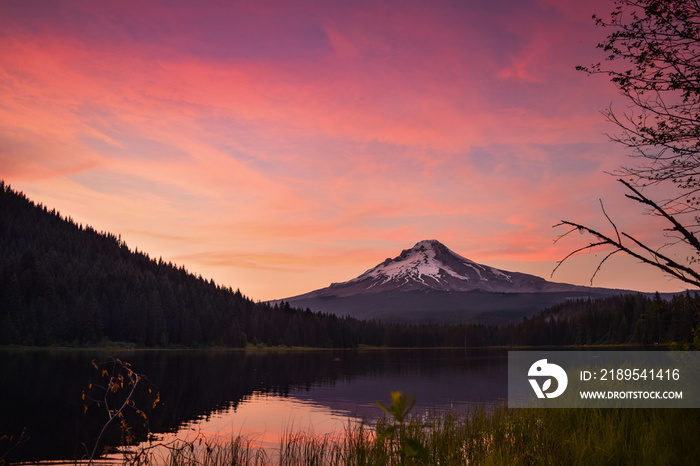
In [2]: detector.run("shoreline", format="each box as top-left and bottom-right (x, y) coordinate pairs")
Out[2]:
(0, 342), (652, 353)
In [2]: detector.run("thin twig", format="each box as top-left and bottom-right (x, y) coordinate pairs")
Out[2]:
(554, 179), (700, 289)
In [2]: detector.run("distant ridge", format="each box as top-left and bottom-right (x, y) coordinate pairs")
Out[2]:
(280, 240), (635, 324)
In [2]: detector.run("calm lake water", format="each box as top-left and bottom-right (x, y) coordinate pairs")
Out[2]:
(0, 348), (508, 463)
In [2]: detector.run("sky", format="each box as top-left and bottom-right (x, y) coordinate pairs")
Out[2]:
(0, 0), (692, 300)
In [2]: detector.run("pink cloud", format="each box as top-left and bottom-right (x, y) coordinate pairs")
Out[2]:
(0, 0), (686, 299)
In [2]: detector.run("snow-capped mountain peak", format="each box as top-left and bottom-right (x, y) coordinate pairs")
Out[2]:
(344, 239), (511, 291)
(279, 239), (624, 323)
(296, 239), (555, 296)
(282, 240), (597, 302)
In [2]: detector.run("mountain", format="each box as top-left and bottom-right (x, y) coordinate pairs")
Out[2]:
(313, 239), (594, 295)
(280, 240), (631, 324)
(4, 183), (692, 348)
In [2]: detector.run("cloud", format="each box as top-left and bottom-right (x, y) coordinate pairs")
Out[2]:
(0, 0), (685, 299)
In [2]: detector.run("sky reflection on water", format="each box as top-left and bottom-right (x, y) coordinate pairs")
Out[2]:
(140, 353), (509, 460)
(0, 348), (508, 463)
(150, 392), (360, 455)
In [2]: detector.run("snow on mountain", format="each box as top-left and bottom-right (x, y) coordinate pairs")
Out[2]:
(342, 239), (512, 291)
(310, 239), (584, 296)
(278, 240), (630, 324)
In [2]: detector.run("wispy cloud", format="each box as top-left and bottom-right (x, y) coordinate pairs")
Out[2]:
(0, 0), (685, 299)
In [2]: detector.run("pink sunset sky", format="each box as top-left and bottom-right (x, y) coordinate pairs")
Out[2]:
(0, 0), (691, 300)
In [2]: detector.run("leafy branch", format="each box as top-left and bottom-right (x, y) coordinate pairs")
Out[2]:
(82, 358), (160, 464)
(0, 429), (29, 466)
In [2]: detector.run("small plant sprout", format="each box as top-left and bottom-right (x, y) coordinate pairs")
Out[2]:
(375, 392), (432, 465)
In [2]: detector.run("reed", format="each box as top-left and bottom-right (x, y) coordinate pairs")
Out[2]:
(125, 405), (700, 466)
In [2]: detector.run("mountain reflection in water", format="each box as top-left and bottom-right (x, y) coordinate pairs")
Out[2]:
(0, 348), (507, 463)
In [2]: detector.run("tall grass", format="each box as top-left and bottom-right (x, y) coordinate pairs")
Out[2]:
(125, 406), (700, 465)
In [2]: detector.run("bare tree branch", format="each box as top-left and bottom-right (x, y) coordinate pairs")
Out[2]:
(619, 178), (700, 251)
(562, 0), (700, 291)
(600, 198), (621, 244)
(555, 180), (700, 289)
(580, 0), (700, 217)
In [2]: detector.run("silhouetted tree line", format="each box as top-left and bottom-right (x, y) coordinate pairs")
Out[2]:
(1, 181), (699, 348)
(509, 292), (700, 347)
(0, 181), (352, 347)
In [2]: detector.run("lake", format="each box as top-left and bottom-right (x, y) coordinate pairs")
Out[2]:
(0, 348), (508, 463)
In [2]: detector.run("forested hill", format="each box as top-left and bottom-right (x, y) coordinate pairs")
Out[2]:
(0, 181), (375, 347)
(2, 181), (699, 349)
